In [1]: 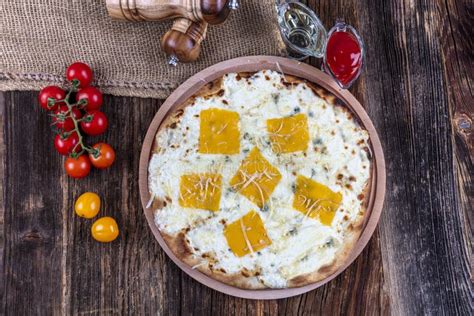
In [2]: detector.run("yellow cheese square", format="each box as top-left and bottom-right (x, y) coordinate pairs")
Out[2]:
(292, 175), (342, 225)
(199, 108), (240, 154)
(267, 113), (309, 153)
(178, 173), (222, 211)
(230, 147), (282, 208)
(224, 210), (272, 257)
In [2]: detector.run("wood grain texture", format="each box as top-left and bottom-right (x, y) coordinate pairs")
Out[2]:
(353, 0), (472, 314)
(161, 18), (208, 63)
(0, 0), (472, 314)
(106, 0), (231, 24)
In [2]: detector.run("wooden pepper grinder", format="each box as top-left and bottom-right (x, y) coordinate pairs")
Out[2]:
(106, 0), (239, 24)
(161, 18), (208, 65)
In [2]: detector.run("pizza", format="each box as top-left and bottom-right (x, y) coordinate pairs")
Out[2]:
(147, 70), (372, 289)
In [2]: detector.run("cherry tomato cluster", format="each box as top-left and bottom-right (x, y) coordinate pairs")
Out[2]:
(38, 62), (115, 178)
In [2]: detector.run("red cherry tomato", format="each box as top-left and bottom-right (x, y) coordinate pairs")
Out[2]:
(52, 105), (82, 131)
(66, 62), (93, 88)
(89, 143), (115, 169)
(80, 111), (108, 136)
(64, 155), (91, 179)
(38, 86), (66, 111)
(76, 86), (103, 111)
(54, 132), (80, 156)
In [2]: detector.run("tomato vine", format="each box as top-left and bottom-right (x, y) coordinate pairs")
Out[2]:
(39, 62), (115, 178)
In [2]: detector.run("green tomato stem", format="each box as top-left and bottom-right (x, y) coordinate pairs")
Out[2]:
(57, 85), (95, 158)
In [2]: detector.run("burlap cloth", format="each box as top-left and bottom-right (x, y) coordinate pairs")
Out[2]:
(0, 0), (285, 99)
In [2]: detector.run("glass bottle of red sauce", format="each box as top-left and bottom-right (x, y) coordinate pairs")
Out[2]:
(323, 20), (365, 89)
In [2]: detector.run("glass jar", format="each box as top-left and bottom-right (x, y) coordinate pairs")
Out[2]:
(275, 0), (327, 60)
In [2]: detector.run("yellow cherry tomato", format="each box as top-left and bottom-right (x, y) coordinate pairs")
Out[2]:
(91, 217), (119, 242)
(75, 192), (101, 219)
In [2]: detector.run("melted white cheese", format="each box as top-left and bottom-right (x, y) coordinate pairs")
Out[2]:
(148, 70), (371, 288)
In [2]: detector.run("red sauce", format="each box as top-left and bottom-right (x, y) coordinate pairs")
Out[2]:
(325, 31), (362, 86)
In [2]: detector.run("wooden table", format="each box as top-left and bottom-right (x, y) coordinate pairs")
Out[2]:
(1, 0), (471, 314)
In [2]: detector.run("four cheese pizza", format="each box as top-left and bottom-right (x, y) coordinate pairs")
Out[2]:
(148, 70), (372, 289)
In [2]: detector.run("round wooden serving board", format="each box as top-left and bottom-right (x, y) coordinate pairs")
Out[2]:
(138, 56), (386, 300)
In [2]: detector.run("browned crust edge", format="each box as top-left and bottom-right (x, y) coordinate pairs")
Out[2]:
(149, 70), (373, 289)
(287, 183), (371, 287)
(162, 231), (266, 289)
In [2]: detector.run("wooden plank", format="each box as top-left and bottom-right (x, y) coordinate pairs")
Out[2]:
(2, 92), (65, 314)
(354, 0), (472, 314)
(63, 95), (167, 315)
(0, 92), (167, 314)
(437, 0), (473, 311)
(0, 92), (5, 313)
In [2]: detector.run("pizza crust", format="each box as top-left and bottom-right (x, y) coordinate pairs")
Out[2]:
(162, 231), (267, 289)
(149, 71), (373, 289)
(286, 166), (373, 287)
(288, 202), (368, 287)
